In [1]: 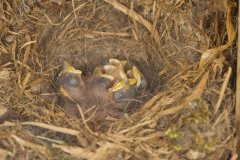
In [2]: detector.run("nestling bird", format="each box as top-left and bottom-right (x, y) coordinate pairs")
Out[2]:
(95, 58), (141, 104)
(105, 59), (148, 102)
(126, 66), (148, 91)
(57, 61), (114, 107)
(93, 58), (127, 84)
(56, 59), (148, 122)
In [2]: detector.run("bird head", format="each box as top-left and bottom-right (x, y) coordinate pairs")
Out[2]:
(127, 66), (148, 90)
(57, 61), (85, 103)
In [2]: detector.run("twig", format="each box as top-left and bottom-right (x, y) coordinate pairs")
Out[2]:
(104, 0), (155, 35)
(43, 2), (87, 25)
(77, 104), (98, 136)
(72, 0), (78, 25)
(1, 121), (80, 136)
(104, 0), (170, 66)
(199, 0), (236, 67)
(88, 30), (131, 37)
(12, 134), (46, 154)
(214, 67), (232, 114)
(236, 0), (240, 156)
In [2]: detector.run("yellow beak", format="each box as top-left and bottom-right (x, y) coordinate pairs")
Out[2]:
(132, 66), (142, 87)
(104, 64), (127, 80)
(109, 58), (127, 67)
(62, 61), (82, 75)
(109, 79), (137, 92)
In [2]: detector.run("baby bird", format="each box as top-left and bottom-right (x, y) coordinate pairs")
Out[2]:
(95, 58), (138, 104)
(57, 59), (148, 122)
(57, 61), (133, 122)
(127, 66), (148, 91)
(93, 58), (148, 105)
(57, 61), (114, 107)
(93, 58), (127, 84)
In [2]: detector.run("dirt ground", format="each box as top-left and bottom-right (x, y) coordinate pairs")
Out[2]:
(0, 0), (238, 159)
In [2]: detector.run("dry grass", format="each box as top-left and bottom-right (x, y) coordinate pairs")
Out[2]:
(0, 0), (238, 159)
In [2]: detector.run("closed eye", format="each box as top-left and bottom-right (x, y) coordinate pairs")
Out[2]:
(64, 74), (79, 87)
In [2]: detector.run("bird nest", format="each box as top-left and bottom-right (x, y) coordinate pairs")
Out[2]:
(0, 0), (238, 159)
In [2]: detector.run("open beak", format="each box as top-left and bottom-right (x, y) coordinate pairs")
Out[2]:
(109, 78), (137, 92)
(109, 58), (127, 67)
(109, 80), (125, 92)
(103, 64), (127, 80)
(100, 74), (115, 81)
(94, 65), (115, 81)
(132, 66), (142, 87)
(62, 61), (82, 75)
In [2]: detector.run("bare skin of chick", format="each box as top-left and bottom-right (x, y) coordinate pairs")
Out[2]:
(58, 71), (114, 108)
(57, 60), (148, 123)
(57, 63), (123, 122)
(94, 58), (127, 84)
